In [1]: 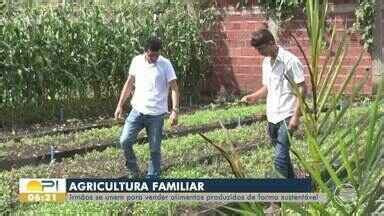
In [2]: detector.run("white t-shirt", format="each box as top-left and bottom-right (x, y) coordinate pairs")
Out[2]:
(262, 47), (305, 124)
(129, 54), (177, 115)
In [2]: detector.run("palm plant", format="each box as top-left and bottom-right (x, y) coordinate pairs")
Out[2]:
(198, 123), (265, 215)
(283, 0), (383, 214)
(201, 0), (383, 215)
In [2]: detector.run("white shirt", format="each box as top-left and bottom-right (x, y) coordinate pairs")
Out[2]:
(262, 47), (305, 124)
(129, 54), (177, 115)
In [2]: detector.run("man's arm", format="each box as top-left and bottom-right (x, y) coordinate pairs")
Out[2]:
(241, 85), (268, 104)
(169, 79), (179, 126)
(114, 75), (135, 120)
(288, 81), (306, 130)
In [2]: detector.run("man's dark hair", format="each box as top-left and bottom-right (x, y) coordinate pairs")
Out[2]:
(250, 29), (275, 47)
(145, 37), (162, 52)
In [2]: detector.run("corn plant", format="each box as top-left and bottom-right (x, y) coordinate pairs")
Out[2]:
(0, 1), (216, 125)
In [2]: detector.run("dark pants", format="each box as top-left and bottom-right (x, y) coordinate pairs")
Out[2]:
(267, 117), (295, 179)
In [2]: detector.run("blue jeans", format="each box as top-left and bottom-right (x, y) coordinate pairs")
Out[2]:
(267, 117), (295, 179)
(119, 109), (165, 178)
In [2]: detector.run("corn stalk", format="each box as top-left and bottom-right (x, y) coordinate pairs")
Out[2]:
(0, 1), (215, 125)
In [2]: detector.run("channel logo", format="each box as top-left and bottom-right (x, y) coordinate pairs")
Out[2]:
(19, 178), (66, 203)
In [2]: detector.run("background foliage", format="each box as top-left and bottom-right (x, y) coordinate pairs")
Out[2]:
(354, 0), (375, 51)
(257, 0), (303, 22)
(238, 0), (375, 52)
(0, 0), (377, 127)
(0, 1), (215, 126)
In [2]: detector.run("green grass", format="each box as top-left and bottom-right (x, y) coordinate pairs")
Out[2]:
(131, 146), (274, 216)
(0, 104), (265, 160)
(175, 103), (265, 127)
(2, 103), (381, 215)
(4, 144), (275, 216)
(0, 121), (270, 214)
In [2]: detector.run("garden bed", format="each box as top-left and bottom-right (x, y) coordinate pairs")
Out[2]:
(0, 122), (270, 212)
(0, 104), (380, 214)
(0, 103), (263, 142)
(0, 114), (266, 171)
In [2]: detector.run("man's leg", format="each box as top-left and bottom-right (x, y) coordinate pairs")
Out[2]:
(144, 114), (164, 179)
(119, 110), (144, 177)
(267, 122), (279, 146)
(267, 122), (282, 178)
(265, 122), (283, 214)
(274, 119), (295, 179)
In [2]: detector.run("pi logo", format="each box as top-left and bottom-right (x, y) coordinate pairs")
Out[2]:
(19, 179), (66, 194)
(26, 180), (59, 192)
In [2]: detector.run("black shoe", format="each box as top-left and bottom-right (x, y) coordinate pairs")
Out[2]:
(119, 170), (141, 179)
(145, 174), (160, 179)
(117, 175), (128, 179)
(264, 169), (285, 179)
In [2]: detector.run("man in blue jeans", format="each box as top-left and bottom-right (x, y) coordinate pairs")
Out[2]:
(241, 29), (306, 179)
(114, 37), (179, 179)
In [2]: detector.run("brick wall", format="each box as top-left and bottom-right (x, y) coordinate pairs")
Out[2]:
(374, 0), (384, 87)
(204, 0), (373, 97)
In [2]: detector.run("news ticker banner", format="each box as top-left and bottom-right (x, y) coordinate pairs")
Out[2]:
(19, 178), (326, 203)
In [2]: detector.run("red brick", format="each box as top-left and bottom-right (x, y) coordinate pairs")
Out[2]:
(348, 32), (362, 42)
(232, 66), (261, 74)
(239, 48), (259, 56)
(226, 48), (241, 56)
(342, 57), (372, 66)
(223, 22), (242, 31)
(226, 40), (247, 48)
(224, 16), (264, 22)
(237, 76), (262, 82)
(204, 2), (374, 96)
(286, 47), (310, 58)
(336, 66), (371, 76)
(342, 47), (369, 57)
(238, 82), (263, 92)
(246, 21), (265, 31)
(225, 31), (253, 41)
(234, 73), (262, 78)
(224, 31), (236, 41)
(236, 77), (262, 84)
(232, 56), (263, 65)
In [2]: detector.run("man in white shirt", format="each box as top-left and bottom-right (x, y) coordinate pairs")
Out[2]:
(241, 29), (306, 179)
(114, 37), (179, 179)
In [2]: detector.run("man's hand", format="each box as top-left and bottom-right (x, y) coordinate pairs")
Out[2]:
(241, 95), (254, 104)
(114, 106), (124, 120)
(240, 86), (267, 104)
(169, 110), (178, 126)
(114, 75), (134, 121)
(288, 116), (300, 131)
